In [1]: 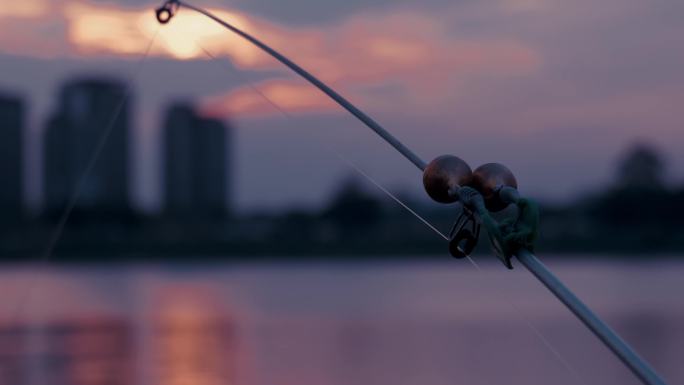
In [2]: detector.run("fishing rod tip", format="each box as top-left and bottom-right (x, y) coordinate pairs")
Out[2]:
(156, 0), (179, 24)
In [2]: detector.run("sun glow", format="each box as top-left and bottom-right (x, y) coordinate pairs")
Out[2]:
(141, 8), (264, 64)
(65, 1), (265, 65)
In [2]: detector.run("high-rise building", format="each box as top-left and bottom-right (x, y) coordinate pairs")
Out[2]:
(43, 78), (131, 214)
(163, 103), (230, 217)
(0, 94), (24, 217)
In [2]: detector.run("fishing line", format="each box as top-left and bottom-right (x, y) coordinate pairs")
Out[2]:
(336, 156), (449, 241)
(195, 42), (448, 241)
(10, 28), (161, 325)
(41, 28), (159, 264)
(196, 41), (587, 384)
(465, 256), (590, 385)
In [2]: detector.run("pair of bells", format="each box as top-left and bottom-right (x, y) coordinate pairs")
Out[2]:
(423, 155), (517, 211)
(423, 155), (518, 258)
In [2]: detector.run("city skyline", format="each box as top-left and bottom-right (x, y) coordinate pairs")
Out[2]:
(1, 76), (233, 217)
(1, 73), (681, 218)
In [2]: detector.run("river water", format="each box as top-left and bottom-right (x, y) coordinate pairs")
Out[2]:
(0, 257), (681, 385)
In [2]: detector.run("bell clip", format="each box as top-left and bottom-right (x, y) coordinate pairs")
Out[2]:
(448, 207), (481, 258)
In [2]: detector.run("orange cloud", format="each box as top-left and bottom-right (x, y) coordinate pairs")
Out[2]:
(193, 9), (539, 117)
(200, 79), (338, 117)
(63, 1), (286, 66)
(65, 2), (153, 56)
(0, 0), (61, 58)
(0, 0), (49, 18)
(24, 1), (540, 77)
(0, 0), (541, 117)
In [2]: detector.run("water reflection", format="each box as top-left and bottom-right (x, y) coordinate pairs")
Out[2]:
(150, 290), (238, 385)
(0, 261), (681, 385)
(44, 317), (132, 385)
(0, 324), (29, 385)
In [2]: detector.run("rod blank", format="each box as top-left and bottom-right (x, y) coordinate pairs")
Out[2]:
(177, 1), (427, 171)
(516, 249), (668, 385)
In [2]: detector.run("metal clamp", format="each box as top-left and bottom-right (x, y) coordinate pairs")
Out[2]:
(448, 206), (481, 258)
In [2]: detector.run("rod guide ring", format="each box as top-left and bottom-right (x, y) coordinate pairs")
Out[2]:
(156, 0), (179, 24)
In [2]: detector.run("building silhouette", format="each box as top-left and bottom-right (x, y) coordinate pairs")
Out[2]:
(0, 94), (24, 218)
(43, 78), (131, 216)
(163, 103), (230, 218)
(616, 143), (666, 190)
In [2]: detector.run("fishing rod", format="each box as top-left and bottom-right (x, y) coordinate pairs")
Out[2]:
(154, 2), (669, 384)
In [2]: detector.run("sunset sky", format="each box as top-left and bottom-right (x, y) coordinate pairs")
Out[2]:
(1, 0), (682, 213)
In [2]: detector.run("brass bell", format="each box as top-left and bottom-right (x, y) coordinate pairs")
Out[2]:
(423, 155), (473, 203)
(470, 163), (518, 212)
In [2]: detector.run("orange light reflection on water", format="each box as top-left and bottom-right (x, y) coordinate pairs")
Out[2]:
(150, 287), (240, 385)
